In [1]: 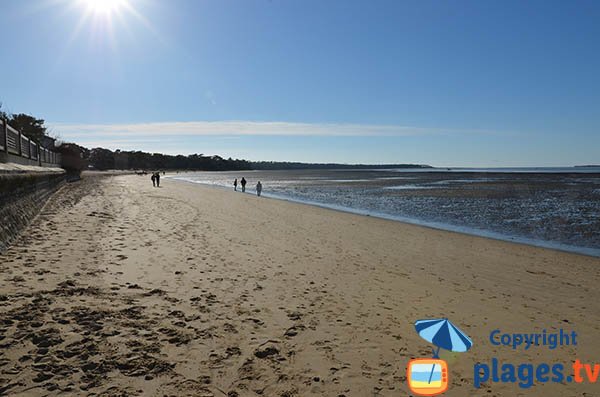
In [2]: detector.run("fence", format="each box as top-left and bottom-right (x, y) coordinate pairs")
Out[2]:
(0, 118), (61, 167)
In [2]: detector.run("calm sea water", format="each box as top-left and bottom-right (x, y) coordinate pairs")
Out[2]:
(168, 167), (600, 257)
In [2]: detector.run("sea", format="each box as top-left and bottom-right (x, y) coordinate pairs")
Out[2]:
(168, 167), (600, 257)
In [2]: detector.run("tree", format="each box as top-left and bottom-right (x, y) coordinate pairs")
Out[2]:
(0, 102), (8, 120)
(56, 143), (88, 173)
(8, 113), (47, 143)
(89, 148), (115, 170)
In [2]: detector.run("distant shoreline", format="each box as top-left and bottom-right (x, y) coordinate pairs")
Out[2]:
(87, 165), (600, 174)
(249, 162), (432, 170)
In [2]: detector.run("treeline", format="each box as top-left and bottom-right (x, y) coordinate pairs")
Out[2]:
(82, 149), (431, 171)
(86, 148), (252, 171)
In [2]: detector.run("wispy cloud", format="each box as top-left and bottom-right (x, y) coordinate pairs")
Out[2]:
(63, 138), (164, 148)
(49, 120), (490, 140)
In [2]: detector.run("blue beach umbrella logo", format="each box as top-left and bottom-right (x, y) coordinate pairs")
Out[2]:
(415, 318), (473, 357)
(407, 318), (473, 396)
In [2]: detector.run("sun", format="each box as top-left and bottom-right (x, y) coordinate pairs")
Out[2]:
(67, 0), (159, 53)
(81, 0), (128, 16)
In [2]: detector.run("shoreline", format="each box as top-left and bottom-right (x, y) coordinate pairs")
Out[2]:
(168, 175), (600, 258)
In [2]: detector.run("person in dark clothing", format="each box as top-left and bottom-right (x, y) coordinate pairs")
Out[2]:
(256, 181), (262, 197)
(155, 172), (160, 187)
(151, 173), (156, 187)
(234, 178), (238, 191)
(241, 177), (246, 192)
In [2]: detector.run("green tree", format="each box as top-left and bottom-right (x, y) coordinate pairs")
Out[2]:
(8, 113), (47, 143)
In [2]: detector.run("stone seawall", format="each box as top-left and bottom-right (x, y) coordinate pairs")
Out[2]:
(0, 170), (66, 252)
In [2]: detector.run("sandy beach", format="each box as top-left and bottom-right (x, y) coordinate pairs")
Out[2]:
(1, 173), (599, 396)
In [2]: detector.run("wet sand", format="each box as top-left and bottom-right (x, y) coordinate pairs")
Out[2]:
(0, 174), (599, 396)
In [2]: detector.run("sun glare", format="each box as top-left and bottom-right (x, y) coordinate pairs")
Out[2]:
(82, 0), (127, 16)
(65, 0), (161, 56)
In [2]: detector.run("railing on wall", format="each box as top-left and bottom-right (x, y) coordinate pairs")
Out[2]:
(0, 118), (61, 167)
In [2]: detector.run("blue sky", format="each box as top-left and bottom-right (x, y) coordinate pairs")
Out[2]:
(1, 0), (599, 166)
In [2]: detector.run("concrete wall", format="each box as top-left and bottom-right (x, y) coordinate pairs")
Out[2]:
(0, 170), (66, 252)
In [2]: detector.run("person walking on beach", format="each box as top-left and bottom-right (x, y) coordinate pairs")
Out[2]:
(155, 172), (161, 187)
(234, 178), (238, 191)
(256, 181), (262, 197)
(241, 177), (246, 192)
(151, 173), (156, 187)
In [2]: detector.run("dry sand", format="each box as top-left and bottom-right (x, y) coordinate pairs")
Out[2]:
(0, 174), (599, 396)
